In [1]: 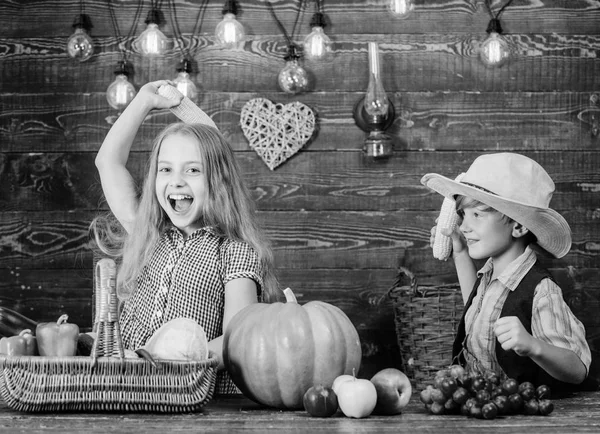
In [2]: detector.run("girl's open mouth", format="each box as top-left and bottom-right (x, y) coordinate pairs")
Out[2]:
(168, 194), (193, 213)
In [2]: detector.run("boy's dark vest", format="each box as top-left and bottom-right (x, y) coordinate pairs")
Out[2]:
(452, 262), (583, 394)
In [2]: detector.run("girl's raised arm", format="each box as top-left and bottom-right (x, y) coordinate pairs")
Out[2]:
(95, 80), (181, 233)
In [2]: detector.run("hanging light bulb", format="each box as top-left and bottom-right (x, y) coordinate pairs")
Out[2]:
(479, 18), (511, 68)
(173, 58), (199, 102)
(389, 0), (414, 19)
(353, 42), (395, 160)
(277, 44), (309, 95)
(66, 14), (94, 62)
(215, 0), (245, 48)
(135, 9), (168, 56)
(106, 61), (137, 111)
(303, 11), (332, 61)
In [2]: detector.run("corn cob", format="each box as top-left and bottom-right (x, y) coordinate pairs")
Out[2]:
(432, 172), (465, 261)
(157, 84), (218, 130)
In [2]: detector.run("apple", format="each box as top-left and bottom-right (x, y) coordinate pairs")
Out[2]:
(303, 385), (338, 418)
(332, 374), (354, 396)
(336, 377), (377, 418)
(370, 368), (413, 415)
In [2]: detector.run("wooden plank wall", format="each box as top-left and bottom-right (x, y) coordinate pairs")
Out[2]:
(1, 0), (599, 381)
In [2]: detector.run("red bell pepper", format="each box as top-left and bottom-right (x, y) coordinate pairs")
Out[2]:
(0, 329), (38, 356)
(36, 314), (79, 357)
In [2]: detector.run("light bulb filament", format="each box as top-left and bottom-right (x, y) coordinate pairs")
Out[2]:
(115, 81), (129, 106)
(107, 73), (136, 110)
(308, 33), (325, 57)
(480, 31), (510, 68)
(173, 70), (198, 101)
(216, 13), (245, 47)
(146, 32), (159, 54)
(389, 0), (414, 18)
(176, 82), (190, 96)
(67, 28), (94, 62)
(222, 21), (237, 44)
(391, 0), (409, 15)
(304, 27), (332, 60)
(278, 59), (309, 94)
(487, 39), (502, 64)
(136, 23), (167, 56)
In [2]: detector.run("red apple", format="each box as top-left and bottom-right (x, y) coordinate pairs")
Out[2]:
(370, 368), (413, 415)
(303, 385), (338, 418)
(336, 377), (377, 418)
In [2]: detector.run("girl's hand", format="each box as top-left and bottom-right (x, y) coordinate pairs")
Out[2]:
(137, 80), (183, 111)
(494, 316), (538, 357)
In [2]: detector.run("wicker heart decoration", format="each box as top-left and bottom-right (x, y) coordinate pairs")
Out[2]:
(240, 98), (316, 170)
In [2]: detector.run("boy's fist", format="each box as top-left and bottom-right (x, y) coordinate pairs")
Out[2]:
(494, 316), (537, 357)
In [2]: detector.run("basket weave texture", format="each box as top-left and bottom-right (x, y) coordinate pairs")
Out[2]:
(0, 258), (218, 413)
(388, 267), (462, 391)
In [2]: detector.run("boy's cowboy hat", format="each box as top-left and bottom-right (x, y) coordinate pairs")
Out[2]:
(420, 153), (571, 258)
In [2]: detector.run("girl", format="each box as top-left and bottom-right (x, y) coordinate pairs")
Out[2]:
(91, 80), (278, 394)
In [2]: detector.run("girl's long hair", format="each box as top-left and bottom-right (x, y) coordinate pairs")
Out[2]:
(91, 122), (278, 301)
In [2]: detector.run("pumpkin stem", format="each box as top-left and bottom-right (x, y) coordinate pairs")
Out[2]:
(282, 287), (298, 304)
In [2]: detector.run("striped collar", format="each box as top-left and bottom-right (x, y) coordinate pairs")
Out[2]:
(477, 246), (537, 292)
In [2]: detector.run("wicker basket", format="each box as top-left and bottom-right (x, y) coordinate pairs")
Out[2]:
(388, 267), (462, 391)
(0, 258), (218, 413)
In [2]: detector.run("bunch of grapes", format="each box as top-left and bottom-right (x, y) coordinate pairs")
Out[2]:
(420, 365), (554, 420)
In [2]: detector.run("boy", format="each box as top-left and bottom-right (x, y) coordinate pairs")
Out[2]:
(421, 153), (591, 392)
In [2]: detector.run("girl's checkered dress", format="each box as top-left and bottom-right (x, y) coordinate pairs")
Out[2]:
(120, 226), (263, 394)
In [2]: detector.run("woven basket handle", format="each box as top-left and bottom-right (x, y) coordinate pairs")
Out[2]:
(387, 266), (419, 299)
(399, 267), (419, 295)
(90, 258), (125, 366)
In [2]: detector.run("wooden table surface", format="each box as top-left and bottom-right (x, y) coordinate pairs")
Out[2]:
(1, 392), (599, 434)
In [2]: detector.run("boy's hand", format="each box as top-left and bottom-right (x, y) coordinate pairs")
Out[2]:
(494, 316), (538, 357)
(430, 219), (467, 257)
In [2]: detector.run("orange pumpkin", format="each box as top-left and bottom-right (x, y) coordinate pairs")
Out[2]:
(223, 287), (362, 409)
